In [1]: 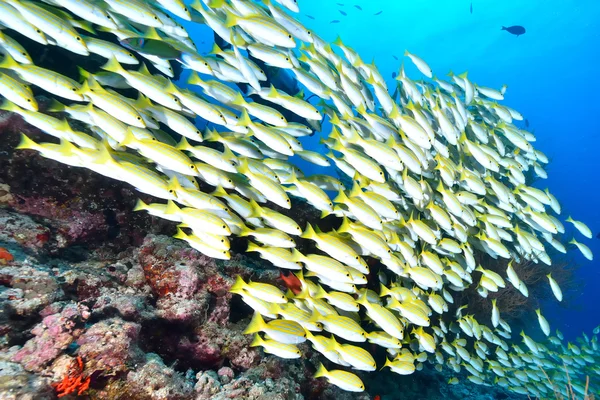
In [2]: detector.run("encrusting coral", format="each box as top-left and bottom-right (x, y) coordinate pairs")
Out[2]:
(0, 0), (597, 398)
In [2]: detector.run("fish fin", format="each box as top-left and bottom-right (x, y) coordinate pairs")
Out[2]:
(15, 133), (39, 151)
(230, 275), (246, 292)
(133, 198), (148, 212)
(187, 71), (203, 85)
(246, 241), (260, 253)
(313, 363), (328, 379)
(101, 56), (126, 76)
(173, 227), (188, 240)
(176, 136), (192, 151)
(144, 27), (162, 40)
(249, 333), (263, 348)
(0, 52), (18, 69)
(0, 99), (21, 113)
(300, 223), (317, 240)
(164, 199), (181, 215)
(243, 312), (266, 334)
(224, 13), (239, 28)
(46, 99), (66, 113)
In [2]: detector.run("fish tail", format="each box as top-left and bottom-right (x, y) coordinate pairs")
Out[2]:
(0, 52), (18, 70)
(101, 56), (126, 76)
(133, 198), (149, 212)
(243, 312), (266, 334)
(15, 133), (39, 151)
(246, 241), (260, 253)
(164, 200), (181, 215)
(313, 363), (328, 379)
(501, 26), (507, 30)
(230, 275), (246, 292)
(173, 227), (188, 240)
(249, 333), (263, 348)
(300, 223), (317, 240)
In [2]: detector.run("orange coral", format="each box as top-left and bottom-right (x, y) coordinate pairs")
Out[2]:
(52, 356), (91, 398)
(0, 247), (13, 264)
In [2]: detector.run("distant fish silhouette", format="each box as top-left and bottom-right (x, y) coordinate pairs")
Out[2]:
(597, 232), (600, 239)
(330, 20), (340, 23)
(337, 2), (344, 5)
(470, 2), (473, 13)
(339, 10), (347, 16)
(392, 72), (397, 78)
(374, 10), (382, 15)
(355, 5), (362, 10)
(525, 119), (529, 128)
(392, 55), (398, 60)
(502, 25), (526, 37)
(306, 14), (315, 19)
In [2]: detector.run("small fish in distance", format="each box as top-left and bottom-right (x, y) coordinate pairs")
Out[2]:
(306, 14), (315, 19)
(355, 5), (362, 10)
(502, 25), (526, 37)
(470, 2), (473, 13)
(374, 10), (382, 15)
(339, 10), (347, 16)
(330, 20), (340, 23)
(392, 55), (398, 60)
(525, 119), (529, 128)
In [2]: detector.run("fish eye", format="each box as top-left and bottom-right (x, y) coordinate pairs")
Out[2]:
(346, 273), (350, 277)
(380, 171), (383, 175)
(286, 199), (290, 203)
(76, 37), (81, 41)
(288, 146), (292, 149)
(285, 57), (289, 61)
(296, 351), (300, 354)
(288, 35), (292, 39)
(152, 137), (157, 141)
(169, 189), (174, 193)
(355, 256), (359, 260)
(184, 7), (188, 11)
(204, 62), (208, 66)
(308, 31), (311, 35)
(282, 295), (285, 299)
(137, 117), (142, 120)
(196, 130), (200, 134)
(362, 332), (365, 336)
(71, 88), (77, 91)
(281, 117), (284, 120)
(222, 225), (226, 229)
(190, 165), (196, 169)
(219, 114), (224, 118)
(221, 239), (224, 243)
(22, 52), (26, 56)
(173, 97), (179, 102)
(27, 99), (31, 102)
(328, 202), (332, 206)
(228, 179), (232, 183)
(36, 29), (41, 33)
(154, 16), (159, 20)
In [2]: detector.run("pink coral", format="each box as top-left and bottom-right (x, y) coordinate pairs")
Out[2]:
(12, 303), (84, 372)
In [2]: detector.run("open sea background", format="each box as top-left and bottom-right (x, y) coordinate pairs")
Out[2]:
(184, 0), (600, 341)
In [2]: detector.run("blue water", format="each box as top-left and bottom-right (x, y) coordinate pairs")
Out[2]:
(185, 1), (600, 339)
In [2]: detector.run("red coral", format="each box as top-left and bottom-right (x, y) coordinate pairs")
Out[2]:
(51, 356), (90, 398)
(0, 247), (13, 264)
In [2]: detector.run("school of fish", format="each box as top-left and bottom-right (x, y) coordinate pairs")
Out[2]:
(0, 0), (597, 397)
